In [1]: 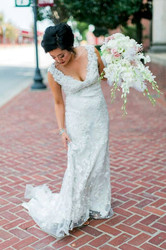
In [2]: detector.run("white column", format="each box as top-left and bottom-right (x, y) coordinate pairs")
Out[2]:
(150, 0), (166, 52)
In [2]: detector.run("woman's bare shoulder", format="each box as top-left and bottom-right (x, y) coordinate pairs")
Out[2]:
(74, 46), (87, 60)
(75, 45), (86, 53)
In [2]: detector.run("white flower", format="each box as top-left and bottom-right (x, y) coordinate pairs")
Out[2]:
(144, 55), (151, 63)
(101, 33), (159, 115)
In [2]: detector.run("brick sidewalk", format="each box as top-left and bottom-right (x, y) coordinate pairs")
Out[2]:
(0, 80), (166, 250)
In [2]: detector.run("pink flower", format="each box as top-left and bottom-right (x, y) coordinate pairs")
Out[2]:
(105, 35), (115, 42)
(114, 53), (121, 58)
(110, 35), (115, 40)
(135, 45), (142, 53)
(111, 48), (121, 58)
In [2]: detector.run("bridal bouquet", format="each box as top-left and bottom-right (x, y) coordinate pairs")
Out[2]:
(101, 33), (161, 115)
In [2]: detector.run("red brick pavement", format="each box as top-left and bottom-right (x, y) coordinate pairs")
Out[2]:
(0, 79), (166, 249)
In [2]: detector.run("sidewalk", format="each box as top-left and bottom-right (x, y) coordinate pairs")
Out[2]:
(0, 77), (166, 249)
(0, 44), (52, 108)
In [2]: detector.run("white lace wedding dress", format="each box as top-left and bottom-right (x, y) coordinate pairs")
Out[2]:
(22, 45), (113, 238)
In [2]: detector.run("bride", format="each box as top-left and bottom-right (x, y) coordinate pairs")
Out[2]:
(22, 23), (113, 238)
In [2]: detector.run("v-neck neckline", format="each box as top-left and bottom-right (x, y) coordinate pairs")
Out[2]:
(54, 45), (90, 83)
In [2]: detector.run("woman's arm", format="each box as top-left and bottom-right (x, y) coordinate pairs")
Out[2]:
(94, 47), (107, 81)
(48, 72), (71, 149)
(48, 71), (65, 130)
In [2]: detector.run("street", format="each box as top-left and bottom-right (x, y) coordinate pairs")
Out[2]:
(0, 44), (53, 107)
(0, 80), (166, 249)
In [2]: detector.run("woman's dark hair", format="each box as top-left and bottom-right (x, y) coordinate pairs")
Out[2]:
(41, 23), (74, 53)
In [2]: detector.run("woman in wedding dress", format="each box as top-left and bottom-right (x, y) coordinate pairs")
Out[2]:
(22, 23), (113, 238)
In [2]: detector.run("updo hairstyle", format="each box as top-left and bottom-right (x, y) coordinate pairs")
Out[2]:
(41, 23), (74, 53)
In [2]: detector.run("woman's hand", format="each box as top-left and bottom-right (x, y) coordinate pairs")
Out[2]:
(61, 132), (71, 150)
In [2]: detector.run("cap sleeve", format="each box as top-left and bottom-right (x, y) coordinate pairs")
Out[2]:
(48, 63), (63, 86)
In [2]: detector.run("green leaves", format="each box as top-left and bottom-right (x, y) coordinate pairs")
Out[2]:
(62, 0), (143, 29)
(37, 0), (152, 42)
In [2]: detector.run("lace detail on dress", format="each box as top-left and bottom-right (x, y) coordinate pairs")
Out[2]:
(48, 45), (100, 95)
(23, 44), (113, 239)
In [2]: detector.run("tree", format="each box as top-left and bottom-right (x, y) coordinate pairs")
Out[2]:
(38, 0), (152, 43)
(5, 23), (18, 43)
(37, 0), (69, 24)
(76, 21), (89, 40)
(0, 13), (4, 24)
(0, 13), (18, 44)
(63, 0), (152, 42)
(63, 0), (141, 29)
(132, 0), (152, 43)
